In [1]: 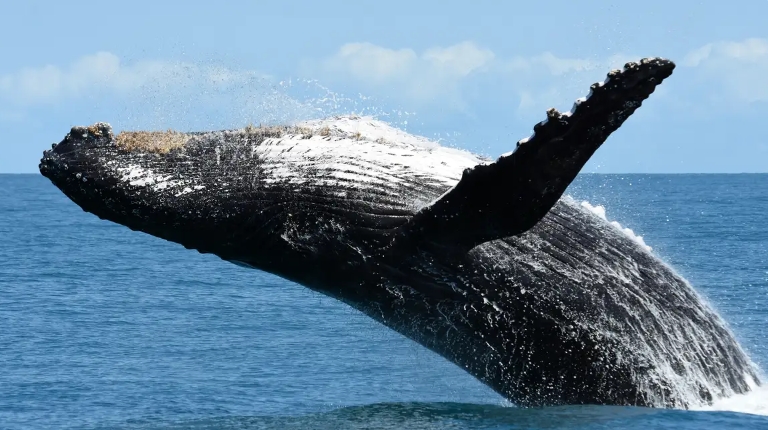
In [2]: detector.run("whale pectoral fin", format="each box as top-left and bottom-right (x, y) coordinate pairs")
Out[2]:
(393, 58), (675, 253)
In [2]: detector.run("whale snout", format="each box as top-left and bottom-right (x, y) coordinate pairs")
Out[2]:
(40, 123), (115, 185)
(38, 122), (169, 231)
(37, 122), (261, 262)
(52, 123), (114, 155)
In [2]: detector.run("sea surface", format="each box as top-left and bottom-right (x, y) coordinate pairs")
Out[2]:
(1, 173), (767, 429)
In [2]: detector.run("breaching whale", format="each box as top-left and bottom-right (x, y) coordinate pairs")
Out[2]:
(39, 58), (761, 408)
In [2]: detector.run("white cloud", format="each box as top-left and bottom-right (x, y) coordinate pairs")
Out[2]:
(320, 41), (495, 103)
(327, 43), (419, 84)
(317, 41), (643, 113)
(324, 41), (615, 90)
(421, 42), (496, 77)
(0, 52), (268, 106)
(683, 38), (768, 103)
(683, 38), (768, 67)
(2, 46), (670, 126)
(0, 52), (407, 129)
(0, 52), (337, 131)
(504, 52), (596, 76)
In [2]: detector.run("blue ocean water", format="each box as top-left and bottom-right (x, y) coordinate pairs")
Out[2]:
(1, 173), (767, 429)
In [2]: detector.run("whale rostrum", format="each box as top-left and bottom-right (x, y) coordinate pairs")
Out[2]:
(39, 58), (762, 408)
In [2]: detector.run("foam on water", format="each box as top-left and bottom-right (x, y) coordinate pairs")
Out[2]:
(693, 376), (768, 416)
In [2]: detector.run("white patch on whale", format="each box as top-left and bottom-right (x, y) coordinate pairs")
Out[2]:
(114, 163), (203, 196)
(251, 116), (483, 192)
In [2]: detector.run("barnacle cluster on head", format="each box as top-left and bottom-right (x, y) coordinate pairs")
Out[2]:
(115, 130), (189, 154)
(86, 123), (113, 139)
(69, 122), (114, 141)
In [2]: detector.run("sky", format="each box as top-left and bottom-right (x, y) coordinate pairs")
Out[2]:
(1, 0), (767, 173)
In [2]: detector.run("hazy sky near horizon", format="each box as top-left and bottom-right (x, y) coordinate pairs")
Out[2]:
(1, 1), (767, 173)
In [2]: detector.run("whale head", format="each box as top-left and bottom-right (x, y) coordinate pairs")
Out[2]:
(40, 122), (342, 281)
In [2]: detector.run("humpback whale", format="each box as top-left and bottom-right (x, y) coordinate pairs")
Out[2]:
(39, 58), (761, 408)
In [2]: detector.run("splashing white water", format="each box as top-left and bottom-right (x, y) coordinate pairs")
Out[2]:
(578, 200), (652, 252)
(693, 375), (768, 416)
(574, 199), (767, 416)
